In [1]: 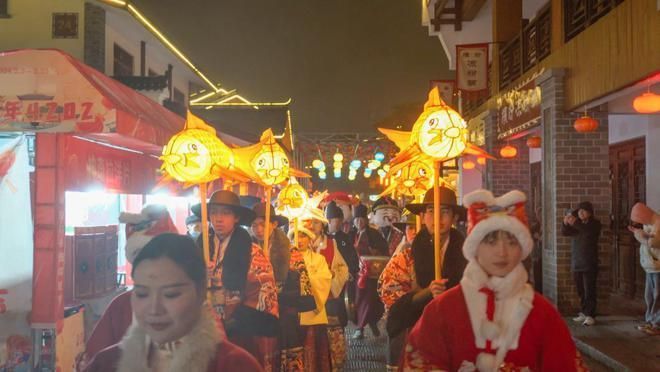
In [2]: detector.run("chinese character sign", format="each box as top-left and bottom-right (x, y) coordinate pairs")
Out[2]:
(456, 44), (489, 92)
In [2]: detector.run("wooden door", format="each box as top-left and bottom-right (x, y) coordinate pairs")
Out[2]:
(609, 138), (645, 301)
(73, 226), (118, 299)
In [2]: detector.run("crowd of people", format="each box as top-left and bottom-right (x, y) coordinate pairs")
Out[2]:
(73, 185), (659, 371)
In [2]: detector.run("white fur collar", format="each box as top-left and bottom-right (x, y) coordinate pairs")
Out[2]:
(460, 261), (534, 370)
(117, 306), (222, 372)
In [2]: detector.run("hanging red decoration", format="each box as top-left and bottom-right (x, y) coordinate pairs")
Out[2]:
(573, 115), (599, 133)
(526, 136), (541, 148)
(463, 160), (476, 170)
(633, 92), (660, 114)
(500, 145), (517, 159)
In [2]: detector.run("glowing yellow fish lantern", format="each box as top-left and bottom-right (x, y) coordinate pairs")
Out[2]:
(411, 87), (468, 160)
(381, 159), (433, 197)
(160, 112), (235, 184)
(233, 128), (291, 186)
(276, 177), (308, 219)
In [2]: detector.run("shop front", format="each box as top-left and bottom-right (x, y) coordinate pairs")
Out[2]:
(0, 48), (191, 370)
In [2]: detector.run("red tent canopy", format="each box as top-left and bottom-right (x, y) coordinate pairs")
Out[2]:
(0, 49), (185, 154)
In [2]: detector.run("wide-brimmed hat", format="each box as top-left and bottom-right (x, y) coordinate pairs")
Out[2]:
(405, 186), (464, 216)
(185, 214), (201, 225)
(393, 213), (416, 231)
(251, 202), (289, 227)
(372, 196), (400, 213)
(191, 190), (256, 226)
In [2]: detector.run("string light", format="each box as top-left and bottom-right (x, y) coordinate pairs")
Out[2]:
(333, 153), (344, 162)
(374, 152), (385, 161)
(350, 160), (362, 169)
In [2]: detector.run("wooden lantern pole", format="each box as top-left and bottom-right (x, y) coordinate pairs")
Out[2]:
(294, 217), (299, 248)
(199, 182), (210, 265)
(263, 185), (273, 258)
(433, 160), (444, 280)
(416, 194), (422, 232)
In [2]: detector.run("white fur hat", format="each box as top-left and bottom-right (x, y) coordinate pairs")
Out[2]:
(462, 189), (533, 261)
(119, 204), (178, 263)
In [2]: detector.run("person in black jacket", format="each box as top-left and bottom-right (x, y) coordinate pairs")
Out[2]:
(562, 201), (601, 326)
(377, 187), (466, 370)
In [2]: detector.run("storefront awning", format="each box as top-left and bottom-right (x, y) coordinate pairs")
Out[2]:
(0, 49), (185, 154)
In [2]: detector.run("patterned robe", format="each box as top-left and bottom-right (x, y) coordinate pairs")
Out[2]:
(380, 226), (405, 256)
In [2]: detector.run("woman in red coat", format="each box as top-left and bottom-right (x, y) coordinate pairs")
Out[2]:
(403, 190), (587, 371)
(85, 233), (261, 372)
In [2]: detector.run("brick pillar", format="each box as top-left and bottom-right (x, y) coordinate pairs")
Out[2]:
(483, 109), (531, 203)
(84, 3), (106, 72)
(537, 69), (611, 314)
(31, 133), (66, 327)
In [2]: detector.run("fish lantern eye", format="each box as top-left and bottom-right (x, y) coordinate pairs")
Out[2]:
(418, 167), (426, 176)
(428, 118), (438, 129)
(395, 169), (402, 178)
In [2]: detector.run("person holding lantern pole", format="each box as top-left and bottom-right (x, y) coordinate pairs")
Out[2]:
(402, 189), (586, 371)
(349, 203), (389, 339)
(377, 187), (466, 370)
(192, 190), (279, 371)
(288, 224), (333, 371)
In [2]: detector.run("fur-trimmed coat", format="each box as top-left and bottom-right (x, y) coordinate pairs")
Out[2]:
(84, 307), (262, 372)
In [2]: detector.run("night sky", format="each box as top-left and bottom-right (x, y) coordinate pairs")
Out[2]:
(134, 0), (451, 134)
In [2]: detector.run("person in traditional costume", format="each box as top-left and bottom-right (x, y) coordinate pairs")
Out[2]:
(289, 225), (333, 372)
(192, 190), (279, 371)
(77, 204), (179, 370)
(371, 196), (405, 256)
(249, 202), (291, 288)
(392, 214), (417, 256)
(378, 187), (466, 371)
(185, 214), (202, 241)
(349, 203), (389, 339)
(305, 202), (352, 370)
(84, 233), (263, 372)
(402, 189), (587, 371)
(325, 191), (354, 234)
(326, 201), (360, 276)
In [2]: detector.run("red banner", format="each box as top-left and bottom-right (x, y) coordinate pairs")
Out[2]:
(62, 136), (161, 194)
(456, 43), (489, 92)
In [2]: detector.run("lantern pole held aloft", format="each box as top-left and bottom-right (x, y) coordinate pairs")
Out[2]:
(434, 160), (443, 280)
(416, 194), (423, 233)
(200, 182), (210, 265)
(263, 186), (273, 259)
(294, 217), (299, 248)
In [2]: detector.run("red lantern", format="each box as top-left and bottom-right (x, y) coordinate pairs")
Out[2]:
(633, 92), (660, 114)
(463, 160), (476, 170)
(573, 115), (599, 133)
(500, 145), (517, 159)
(526, 136), (541, 148)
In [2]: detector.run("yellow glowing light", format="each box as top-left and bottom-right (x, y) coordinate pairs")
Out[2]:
(276, 178), (309, 219)
(191, 98), (292, 107)
(160, 112), (235, 184)
(463, 160), (476, 170)
(250, 132), (290, 186)
(477, 156), (486, 165)
(312, 159), (323, 168)
(367, 160), (380, 170)
(333, 161), (343, 169)
(411, 89), (468, 160)
(388, 160), (433, 197)
(333, 153), (344, 162)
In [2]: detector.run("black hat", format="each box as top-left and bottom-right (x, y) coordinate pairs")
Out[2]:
(372, 196), (400, 213)
(353, 203), (369, 219)
(251, 202), (289, 227)
(325, 201), (344, 220)
(185, 214), (201, 225)
(393, 213), (416, 231)
(405, 186), (465, 216)
(575, 201), (594, 215)
(239, 195), (261, 210)
(191, 190), (256, 226)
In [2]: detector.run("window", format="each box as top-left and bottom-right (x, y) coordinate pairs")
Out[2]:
(0, 0), (9, 18)
(52, 13), (78, 38)
(173, 88), (185, 104)
(113, 44), (134, 76)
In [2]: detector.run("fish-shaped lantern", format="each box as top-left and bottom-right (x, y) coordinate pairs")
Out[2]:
(276, 177), (308, 219)
(233, 129), (309, 186)
(380, 159), (433, 197)
(378, 87), (494, 168)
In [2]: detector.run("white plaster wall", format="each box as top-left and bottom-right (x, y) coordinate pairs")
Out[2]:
(459, 165), (483, 200)
(0, 0), (85, 59)
(431, 0), (493, 70)
(608, 114), (660, 211)
(103, 6), (204, 104)
(529, 147), (542, 163)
